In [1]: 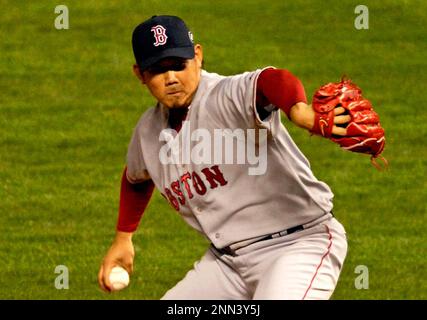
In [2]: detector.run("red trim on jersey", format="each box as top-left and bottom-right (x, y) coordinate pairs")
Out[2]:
(256, 68), (307, 118)
(116, 167), (155, 232)
(302, 225), (333, 300)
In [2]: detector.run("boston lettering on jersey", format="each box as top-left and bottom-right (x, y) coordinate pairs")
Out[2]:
(163, 165), (228, 211)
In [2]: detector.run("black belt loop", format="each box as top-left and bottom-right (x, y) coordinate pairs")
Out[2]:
(213, 245), (236, 257)
(213, 223), (305, 257)
(284, 224), (304, 235)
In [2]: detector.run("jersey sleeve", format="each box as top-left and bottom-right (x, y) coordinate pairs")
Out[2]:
(126, 117), (151, 184)
(211, 67), (278, 130)
(116, 167), (155, 232)
(256, 68), (307, 119)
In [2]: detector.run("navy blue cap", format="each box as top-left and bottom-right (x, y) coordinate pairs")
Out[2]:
(132, 15), (195, 71)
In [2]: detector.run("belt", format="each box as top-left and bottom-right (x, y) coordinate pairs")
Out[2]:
(212, 212), (334, 257)
(213, 224), (304, 257)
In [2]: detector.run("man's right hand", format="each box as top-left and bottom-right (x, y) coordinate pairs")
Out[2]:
(289, 102), (350, 136)
(98, 231), (135, 292)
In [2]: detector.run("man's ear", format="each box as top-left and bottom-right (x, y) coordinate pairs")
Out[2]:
(133, 64), (145, 83)
(194, 44), (203, 69)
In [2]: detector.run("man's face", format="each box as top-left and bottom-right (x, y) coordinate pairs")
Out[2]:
(135, 45), (203, 109)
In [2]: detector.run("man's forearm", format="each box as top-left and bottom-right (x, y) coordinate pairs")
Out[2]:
(289, 102), (315, 131)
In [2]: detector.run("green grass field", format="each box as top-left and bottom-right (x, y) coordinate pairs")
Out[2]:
(0, 0), (426, 299)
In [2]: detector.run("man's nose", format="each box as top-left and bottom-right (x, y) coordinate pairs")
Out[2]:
(164, 71), (178, 85)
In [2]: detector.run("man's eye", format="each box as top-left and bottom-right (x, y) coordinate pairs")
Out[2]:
(171, 62), (186, 71)
(148, 60), (187, 74)
(149, 66), (165, 74)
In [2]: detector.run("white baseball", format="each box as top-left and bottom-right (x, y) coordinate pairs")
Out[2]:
(109, 266), (130, 291)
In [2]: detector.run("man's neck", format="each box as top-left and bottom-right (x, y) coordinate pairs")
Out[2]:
(168, 107), (189, 132)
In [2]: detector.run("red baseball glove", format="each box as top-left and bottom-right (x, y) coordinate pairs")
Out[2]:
(310, 78), (387, 169)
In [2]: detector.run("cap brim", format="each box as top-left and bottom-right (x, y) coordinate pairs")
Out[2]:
(139, 46), (195, 71)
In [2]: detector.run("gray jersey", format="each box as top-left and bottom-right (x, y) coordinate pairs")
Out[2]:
(127, 69), (334, 248)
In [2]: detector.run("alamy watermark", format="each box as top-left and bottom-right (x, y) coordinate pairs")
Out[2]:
(54, 265), (69, 289)
(54, 5), (69, 30)
(159, 121), (268, 176)
(354, 5), (369, 30)
(354, 265), (369, 289)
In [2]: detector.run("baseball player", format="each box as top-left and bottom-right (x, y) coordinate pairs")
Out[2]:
(98, 15), (383, 299)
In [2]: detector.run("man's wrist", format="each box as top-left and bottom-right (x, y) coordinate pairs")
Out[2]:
(289, 102), (314, 130)
(114, 230), (134, 242)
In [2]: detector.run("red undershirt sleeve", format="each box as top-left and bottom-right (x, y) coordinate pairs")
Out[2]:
(256, 68), (307, 119)
(116, 167), (155, 232)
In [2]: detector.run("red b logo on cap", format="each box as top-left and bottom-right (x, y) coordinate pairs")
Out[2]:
(151, 25), (168, 46)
